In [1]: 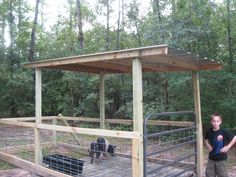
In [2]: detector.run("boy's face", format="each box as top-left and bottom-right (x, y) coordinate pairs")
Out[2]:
(211, 116), (222, 130)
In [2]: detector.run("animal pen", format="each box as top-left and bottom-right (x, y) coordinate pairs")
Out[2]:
(0, 45), (221, 177)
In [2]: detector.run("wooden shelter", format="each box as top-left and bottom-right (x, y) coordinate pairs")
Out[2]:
(0, 45), (221, 177)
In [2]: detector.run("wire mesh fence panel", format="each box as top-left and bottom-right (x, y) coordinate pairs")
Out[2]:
(42, 131), (133, 177)
(144, 111), (197, 177)
(0, 124), (35, 162)
(0, 122), (133, 176)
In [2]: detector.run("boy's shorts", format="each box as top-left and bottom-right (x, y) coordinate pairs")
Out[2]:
(205, 159), (228, 177)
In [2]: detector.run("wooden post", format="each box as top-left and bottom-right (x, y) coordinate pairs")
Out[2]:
(35, 68), (42, 165)
(132, 58), (143, 177)
(192, 71), (204, 177)
(100, 73), (105, 129)
(52, 118), (57, 146)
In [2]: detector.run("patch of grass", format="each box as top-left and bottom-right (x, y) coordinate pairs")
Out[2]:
(0, 160), (15, 170)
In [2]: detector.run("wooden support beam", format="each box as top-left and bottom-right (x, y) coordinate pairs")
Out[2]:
(80, 62), (131, 72)
(24, 45), (168, 68)
(35, 69), (42, 165)
(132, 58), (143, 177)
(0, 151), (71, 177)
(0, 117), (194, 127)
(142, 55), (199, 70)
(199, 63), (222, 71)
(37, 123), (138, 139)
(0, 119), (35, 127)
(192, 71), (204, 177)
(1, 116), (56, 122)
(100, 73), (105, 129)
(57, 116), (194, 126)
(132, 138), (140, 177)
(59, 116), (100, 122)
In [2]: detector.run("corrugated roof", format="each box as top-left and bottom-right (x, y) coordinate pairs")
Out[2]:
(24, 45), (222, 73)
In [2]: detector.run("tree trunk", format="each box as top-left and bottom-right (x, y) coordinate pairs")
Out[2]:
(121, 0), (124, 31)
(68, 0), (74, 52)
(116, 0), (121, 50)
(17, 0), (22, 31)
(28, 0), (40, 62)
(163, 78), (169, 112)
(226, 0), (233, 73)
(40, 0), (44, 28)
(153, 0), (161, 22)
(76, 0), (84, 48)
(0, 9), (6, 47)
(9, 0), (14, 74)
(187, 0), (193, 51)
(153, 0), (164, 43)
(106, 0), (110, 51)
(135, 21), (142, 47)
(171, 0), (176, 42)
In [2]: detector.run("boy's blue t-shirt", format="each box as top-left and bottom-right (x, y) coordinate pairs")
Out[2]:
(204, 128), (234, 161)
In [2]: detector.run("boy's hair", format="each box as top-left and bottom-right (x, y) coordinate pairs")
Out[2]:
(210, 112), (222, 121)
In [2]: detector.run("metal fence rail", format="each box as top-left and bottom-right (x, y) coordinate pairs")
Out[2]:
(143, 111), (197, 177)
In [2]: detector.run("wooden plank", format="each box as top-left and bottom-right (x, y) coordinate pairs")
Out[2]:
(0, 151), (71, 177)
(46, 65), (107, 73)
(147, 120), (194, 126)
(107, 119), (194, 126)
(0, 117), (194, 127)
(1, 117), (36, 121)
(1, 116), (56, 122)
(132, 138), (140, 177)
(199, 63), (222, 71)
(0, 119), (35, 128)
(132, 58), (143, 177)
(100, 73), (105, 129)
(58, 116), (100, 122)
(35, 69), (42, 165)
(81, 62), (131, 72)
(37, 123), (138, 139)
(24, 45), (168, 69)
(57, 117), (194, 126)
(192, 71), (204, 177)
(142, 62), (175, 72)
(142, 55), (199, 70)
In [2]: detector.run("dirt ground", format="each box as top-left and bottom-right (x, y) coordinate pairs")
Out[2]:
(0, 168), (36, 177)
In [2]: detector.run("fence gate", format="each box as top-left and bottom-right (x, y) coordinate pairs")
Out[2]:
(143, 111), (197, 177)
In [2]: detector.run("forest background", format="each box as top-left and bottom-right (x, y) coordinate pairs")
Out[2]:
(0, 0), (235, 131)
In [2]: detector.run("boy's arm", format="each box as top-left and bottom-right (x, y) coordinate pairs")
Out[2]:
(220, 136), (236, 153)
(204, 139), (213, 152)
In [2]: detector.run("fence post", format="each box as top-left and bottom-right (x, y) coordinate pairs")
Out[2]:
(35, 68), (42, 165)
(100, 73), (105, 129)
(132, 58), (143, 177)
(192, 71), (204, 177)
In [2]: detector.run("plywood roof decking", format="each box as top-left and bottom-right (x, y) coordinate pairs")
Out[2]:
(24, 45), (222, 73)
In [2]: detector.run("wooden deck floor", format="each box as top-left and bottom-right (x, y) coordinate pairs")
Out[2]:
(78, 156), (195, 177)
(80, 156), (132, 177)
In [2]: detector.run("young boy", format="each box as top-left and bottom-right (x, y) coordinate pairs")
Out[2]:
(204, 113), (236, 177)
